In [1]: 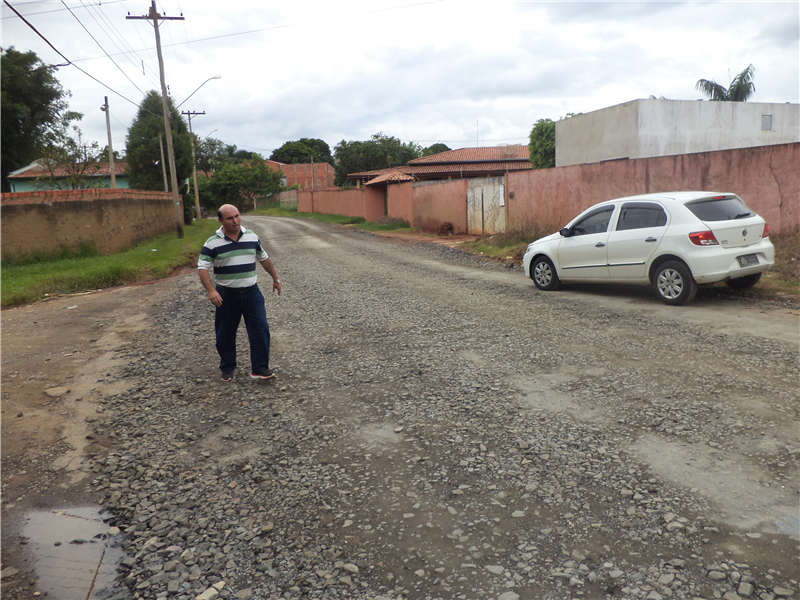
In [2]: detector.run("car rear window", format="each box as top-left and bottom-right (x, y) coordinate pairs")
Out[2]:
(685, 196), (753, 222)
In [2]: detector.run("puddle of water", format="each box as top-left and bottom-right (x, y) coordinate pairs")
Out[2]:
(22, 506), (126, 600)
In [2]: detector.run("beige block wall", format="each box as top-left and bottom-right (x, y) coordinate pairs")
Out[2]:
(1, 189), (179, 258)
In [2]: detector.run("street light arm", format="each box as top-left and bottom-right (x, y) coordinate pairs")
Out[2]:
(176, 75), (221, 109)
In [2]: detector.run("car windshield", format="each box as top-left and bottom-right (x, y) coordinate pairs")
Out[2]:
(685, 196), (753, 222)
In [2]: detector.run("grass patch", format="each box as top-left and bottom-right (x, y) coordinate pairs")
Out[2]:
(356, 217), (411, 232)
(1, 220), (219, 307)
(462, 226), (556, 261)
(248, 205), (365, 225)
(756, 231), (799, 295)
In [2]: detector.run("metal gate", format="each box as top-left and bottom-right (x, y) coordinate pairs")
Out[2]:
(467, 177), (506, 235)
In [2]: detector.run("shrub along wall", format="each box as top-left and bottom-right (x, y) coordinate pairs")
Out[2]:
(1, 188), (180, 259)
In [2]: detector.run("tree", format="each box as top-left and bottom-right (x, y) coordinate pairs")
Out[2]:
(695, 64), (756, 101)
(206, 159), (284, 212)
(423, 143), (451, 156)
(528, 119), (556, 169)
(34, 128), (105, 190)
(333, 133), (422, 185)
(1, 47), (82, 191)
(271, 138), (334, 165)
(125, 90), (192, 191)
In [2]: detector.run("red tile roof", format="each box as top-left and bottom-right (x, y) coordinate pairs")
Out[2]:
(409, 145), (529, 164)
(348, 145), (531, 182)
(9, 160), (129, 179)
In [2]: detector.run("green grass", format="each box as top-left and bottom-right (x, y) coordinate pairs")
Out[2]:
(249, 205), (365, 225)
(1, 220), (219, 307)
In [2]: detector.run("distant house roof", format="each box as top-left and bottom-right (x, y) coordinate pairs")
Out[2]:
(348, 145), (531, 183)
(8, 159), (129, 179)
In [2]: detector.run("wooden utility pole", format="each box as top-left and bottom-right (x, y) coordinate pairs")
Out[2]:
(101, 97), (117, 188)
(158, 134), (168, 192)
(127, 1), (185, 238)
(182, 110), (204, 222)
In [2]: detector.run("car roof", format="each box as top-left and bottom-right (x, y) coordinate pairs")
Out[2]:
(602, 191), (733, 205)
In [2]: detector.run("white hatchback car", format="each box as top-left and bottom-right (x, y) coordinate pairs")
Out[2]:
(522, 191), (774, 305)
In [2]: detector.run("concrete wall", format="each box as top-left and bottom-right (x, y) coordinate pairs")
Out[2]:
(557, 99), (800, 167)
(412, 179), (469, 233)
(1, 188), (178, 259)
(276, 189), (299, 210)
(9, 176), (131, 193)
(298, 187), (384, 221)
(387, 182), (413, 224)
(270, 162), (336, 190)
(508, 142), (799, 234)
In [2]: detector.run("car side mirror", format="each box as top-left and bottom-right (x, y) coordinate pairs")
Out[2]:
(559, 227), (570, 237)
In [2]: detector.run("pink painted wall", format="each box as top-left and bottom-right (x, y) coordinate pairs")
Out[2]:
(297, 187), (385, 222)
(387, 182), (413, 224)
(508, 143), (798, 234)
(412, 179), (469, 233)
(364, 186), (385, 222)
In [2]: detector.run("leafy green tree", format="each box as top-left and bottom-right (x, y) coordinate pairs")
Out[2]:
(270, 138), (334, 165)
(528, 118), (556, 169)
(1, 47), (82, 191)
(34, 128), (105, 190)
(196, 137), (228, 175)
(696, 64), (756, 101)
(422, 143), (451, 156)
(206, 159), (284, 211)
(333, 133), (422, 185)
(125, 90), (192, 191)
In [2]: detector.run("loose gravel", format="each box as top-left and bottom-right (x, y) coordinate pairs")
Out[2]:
(8, 217), (799, 600)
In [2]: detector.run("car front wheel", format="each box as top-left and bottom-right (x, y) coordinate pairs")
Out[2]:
(653, 261), (697, 306)
(531, 256), (561, 291)
(725, 273), (762, 289)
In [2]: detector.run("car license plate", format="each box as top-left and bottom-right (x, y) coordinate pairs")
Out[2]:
(737, 254), (759, 267)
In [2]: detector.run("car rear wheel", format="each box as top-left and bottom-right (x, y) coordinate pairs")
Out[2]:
(653, 261), (697, 306)
(532, 256), (561, 291)
(725, 273), (762, 289)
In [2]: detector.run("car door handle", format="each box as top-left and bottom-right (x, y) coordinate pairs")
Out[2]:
(645, 237), (658, 242)
(595, 242), (605, 247)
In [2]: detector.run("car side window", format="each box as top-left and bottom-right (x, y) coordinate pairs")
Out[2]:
(616, 203), (667, 231)
(571, 207), (614, 236)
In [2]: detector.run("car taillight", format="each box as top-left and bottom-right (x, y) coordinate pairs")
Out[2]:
(762, 223), (770, 237)
(689, 231), (719, 246)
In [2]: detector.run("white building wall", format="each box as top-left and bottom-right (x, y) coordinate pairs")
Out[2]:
(556, 99), (800, 167)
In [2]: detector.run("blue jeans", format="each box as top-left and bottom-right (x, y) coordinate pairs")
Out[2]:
(214, 285), (271, 373)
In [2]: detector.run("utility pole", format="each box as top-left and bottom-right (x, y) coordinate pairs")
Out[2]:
(158, 134), (168, 192)
(127, 1), (185, 238)
(182, 110), (204, 222)
(100, 96), (117, 188)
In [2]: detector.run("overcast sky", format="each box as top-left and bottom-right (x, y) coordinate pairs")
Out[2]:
(3, 0), (799, 159)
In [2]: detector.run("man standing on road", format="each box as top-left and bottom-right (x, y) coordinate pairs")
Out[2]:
(198, 204), (282, 381)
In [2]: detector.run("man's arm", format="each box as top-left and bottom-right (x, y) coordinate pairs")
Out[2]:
(260, 258), (281, 295)
(198, 268), (223, 306)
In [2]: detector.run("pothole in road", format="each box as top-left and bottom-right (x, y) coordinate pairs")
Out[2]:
(20, 506), (125, 599)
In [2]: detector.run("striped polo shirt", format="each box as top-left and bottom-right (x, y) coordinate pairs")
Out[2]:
(198, 226), (268, 288)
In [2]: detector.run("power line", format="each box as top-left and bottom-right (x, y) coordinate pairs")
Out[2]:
(60, 0), (147, 96)
(3, 0), (159, 117)
(1, 0), (128, 19)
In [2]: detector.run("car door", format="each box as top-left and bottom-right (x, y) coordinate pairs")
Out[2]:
(556, 205), (615, 279)
(606, 202), (668, 279)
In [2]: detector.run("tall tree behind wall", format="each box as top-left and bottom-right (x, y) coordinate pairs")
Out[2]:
(125, 90), (193, 191)
(0, 47), (82, 191)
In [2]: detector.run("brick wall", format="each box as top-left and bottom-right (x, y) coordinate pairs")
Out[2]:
(1, 188), (180, 259)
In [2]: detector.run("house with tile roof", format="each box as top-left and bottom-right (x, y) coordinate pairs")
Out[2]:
(7, 159), (129, 192)
(347, 144), (531, 186)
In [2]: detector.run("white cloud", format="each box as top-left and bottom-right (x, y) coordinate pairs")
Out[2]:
(2, 0), (797, 159)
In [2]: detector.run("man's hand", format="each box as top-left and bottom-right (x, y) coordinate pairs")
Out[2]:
(273, 281), (282, 296)
(208, 289), (223, 307)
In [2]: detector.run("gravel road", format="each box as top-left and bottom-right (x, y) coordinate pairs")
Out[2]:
(3, 216), (798, 600)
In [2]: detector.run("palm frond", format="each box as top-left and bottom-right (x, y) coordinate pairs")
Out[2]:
(695, 79), (729, 101)
(728, 64), (756, 102)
